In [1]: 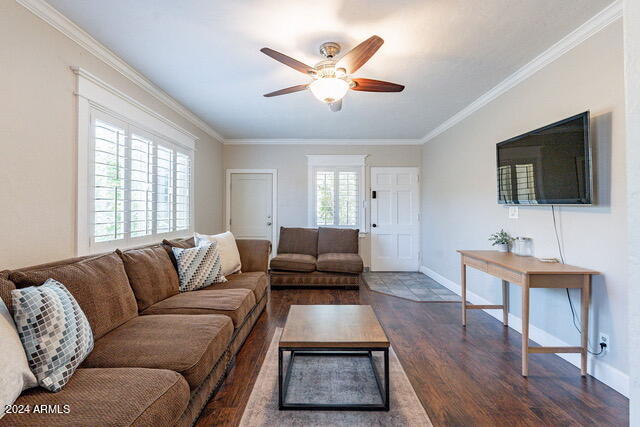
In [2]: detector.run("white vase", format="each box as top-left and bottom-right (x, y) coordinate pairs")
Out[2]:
(497, 243), (509, 253)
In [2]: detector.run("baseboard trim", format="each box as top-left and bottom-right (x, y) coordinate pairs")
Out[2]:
(419, 265), (629, 397)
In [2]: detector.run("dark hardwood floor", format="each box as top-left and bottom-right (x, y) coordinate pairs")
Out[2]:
(196, 287), (628, 426)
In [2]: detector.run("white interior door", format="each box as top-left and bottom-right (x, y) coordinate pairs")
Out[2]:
(370, 167), (420, 271)
(229, 173), (273, 241)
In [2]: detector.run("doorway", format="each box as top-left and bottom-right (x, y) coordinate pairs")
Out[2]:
(225, 169), (278, 251)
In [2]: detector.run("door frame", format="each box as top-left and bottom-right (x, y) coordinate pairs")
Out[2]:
(369, 166), (421, 272)
(225, 169), (278, 251)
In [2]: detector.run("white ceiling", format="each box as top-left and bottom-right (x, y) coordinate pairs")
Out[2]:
(46, 0), (613, 140)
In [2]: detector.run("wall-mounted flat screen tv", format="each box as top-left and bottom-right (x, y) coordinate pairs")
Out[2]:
(496, 111), (592, 205)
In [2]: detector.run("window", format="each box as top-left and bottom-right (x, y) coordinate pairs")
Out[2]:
(76, 68), (197, 255)
(307, 155), (366, 229)
(89, 110), (193, 250)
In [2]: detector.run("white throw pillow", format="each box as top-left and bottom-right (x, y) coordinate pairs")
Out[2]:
(195, 231), (242, 276)
(0, 299), (37, 419)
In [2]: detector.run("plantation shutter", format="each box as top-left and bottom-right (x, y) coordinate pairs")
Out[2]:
(88, 109), (193, 250)
(313, 166), (360, 228)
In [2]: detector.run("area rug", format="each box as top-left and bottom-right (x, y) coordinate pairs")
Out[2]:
(239, 328), (432, 426)
(363, 272), (460, 303)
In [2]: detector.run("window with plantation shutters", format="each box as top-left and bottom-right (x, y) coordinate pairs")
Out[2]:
(87, 109), (194, 251)
(307, 155), (366, 231)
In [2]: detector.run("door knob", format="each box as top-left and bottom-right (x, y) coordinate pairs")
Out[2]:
(372, 224), (377, 227)
(267, 222), (272, 226)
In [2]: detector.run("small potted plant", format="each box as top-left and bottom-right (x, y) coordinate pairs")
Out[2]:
(489, 229), (514, 252)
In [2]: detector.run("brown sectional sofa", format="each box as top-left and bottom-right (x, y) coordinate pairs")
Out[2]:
(270, 227), (364, 287)
(0, 237), (271, 426)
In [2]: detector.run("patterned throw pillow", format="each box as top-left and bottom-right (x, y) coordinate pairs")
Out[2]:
(12, 279), (94, 392)
(172, 242), (227, 292)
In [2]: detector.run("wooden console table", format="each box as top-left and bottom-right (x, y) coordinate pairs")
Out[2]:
(457, 250), (599, 377)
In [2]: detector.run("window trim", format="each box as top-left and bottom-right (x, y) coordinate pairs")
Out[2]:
(306, 155), (367, 231)
(75, 67), (197, 255)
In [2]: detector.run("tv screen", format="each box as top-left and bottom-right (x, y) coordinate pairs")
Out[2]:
(496, 112), (592, 205)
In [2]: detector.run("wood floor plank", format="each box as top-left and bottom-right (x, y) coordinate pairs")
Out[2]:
(195, 287), (628, 426)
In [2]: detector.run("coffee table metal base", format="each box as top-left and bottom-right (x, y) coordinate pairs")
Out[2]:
(278, 347), (390, 411)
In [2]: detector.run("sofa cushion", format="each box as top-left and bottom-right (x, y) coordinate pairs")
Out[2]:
(117, 245), (180, 312)
(162, 237), (196, 268)
(0, 270), (15, 312)
(235, 239), (272, 273)
(12, 279), (94, 392)
(317, 253), (364, 274)
(81, 314), (233, 390)
(213, 272), (268, 301)
(5, 368), (189, 426)
(270, 253), (317, 272)
(9, 252), (137, 340)
(317, 227), (359, 254)
(142, 288), (255, 328)
(277, 227), (318, 257)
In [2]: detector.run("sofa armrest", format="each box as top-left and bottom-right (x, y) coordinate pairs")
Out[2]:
(236, 239), (272, 273)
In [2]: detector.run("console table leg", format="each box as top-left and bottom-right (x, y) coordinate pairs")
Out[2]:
(581, 275), (591, 376)
(461, 258), (467, 326)
(521, 277), (530, 377)
(502, 280), (509, 326)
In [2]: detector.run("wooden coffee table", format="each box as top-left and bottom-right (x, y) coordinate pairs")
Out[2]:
(278, 305), (390, 411)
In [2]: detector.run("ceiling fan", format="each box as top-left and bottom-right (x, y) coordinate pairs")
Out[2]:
(260, 35), (404, 112)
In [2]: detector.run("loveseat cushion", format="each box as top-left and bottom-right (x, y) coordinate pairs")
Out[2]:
(142, 288), (255, 328)
(9, 252), (137, 340)
(81, 314), (233, 390)
(213, 272), (268, 301)
(117, 245), (180, 312)
(317, 253), (364, 274)
(317, 227), (359, 254)
(270, 253), (317, 272)
(277, 227), (318, 257)
(4, 368), (189, 427)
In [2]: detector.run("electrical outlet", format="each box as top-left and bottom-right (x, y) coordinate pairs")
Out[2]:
(508, 206), (519, 219)
(599, 332), (610, 354)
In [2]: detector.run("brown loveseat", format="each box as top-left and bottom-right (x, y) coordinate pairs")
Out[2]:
(270, 227), (363, 287)
(0, 237), (270, 426)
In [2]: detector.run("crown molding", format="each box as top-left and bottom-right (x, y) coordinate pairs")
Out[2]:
(224, 138), (423, 146)
(421, 0), (622, 144)
(16, 0), (225, 143)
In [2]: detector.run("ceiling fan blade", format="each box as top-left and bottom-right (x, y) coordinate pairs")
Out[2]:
(337, 35), (384, 74)
(351, 78), (404, 92)
(329, 99), (342, 112)
(260, 48), (316, 75)
(263, 84), (309, 97)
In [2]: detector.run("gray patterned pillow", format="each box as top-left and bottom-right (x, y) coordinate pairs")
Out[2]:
(172, 241), (227, 292)
(11, 279), (94, 392)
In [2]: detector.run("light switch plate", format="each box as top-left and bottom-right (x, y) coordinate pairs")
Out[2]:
(508, 206), (519, 219)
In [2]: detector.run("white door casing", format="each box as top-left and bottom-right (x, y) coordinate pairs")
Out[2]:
(370, 167), (420, 271)
(225, 169), (277, 251)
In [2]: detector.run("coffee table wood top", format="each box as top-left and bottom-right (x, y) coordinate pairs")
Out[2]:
(279, 305), (389, 348)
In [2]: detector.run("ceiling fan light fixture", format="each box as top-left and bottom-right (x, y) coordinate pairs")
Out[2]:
(309, 77), (349, 103)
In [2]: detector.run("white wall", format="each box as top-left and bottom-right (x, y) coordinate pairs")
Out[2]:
(0, 1), (224, 269)
(223, 144), (422, 266)
(624, 0), (640, 421)
(420, 21), (628, 393)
